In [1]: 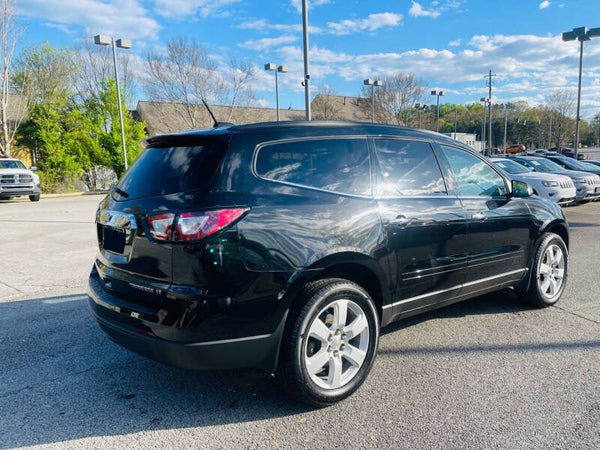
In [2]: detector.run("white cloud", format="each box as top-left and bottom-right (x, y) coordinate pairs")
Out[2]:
(539, 1), (550, 9)
(237, 19), (323, 34)
(18, 0), (161, 41)
(239, 35), (298, 51)
(409, 1), (441, 18)
(152, 0), (241, 19)
(327, 13), (403, 35)
(448, 38), (462, 47)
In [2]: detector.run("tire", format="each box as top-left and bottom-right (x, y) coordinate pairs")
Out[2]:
(276, 278), (379, 407)
(29, 194), (40, 202)
(519, 233), (568, 308)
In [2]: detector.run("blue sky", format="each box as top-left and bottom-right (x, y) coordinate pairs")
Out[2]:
(15, 0), (600, 119)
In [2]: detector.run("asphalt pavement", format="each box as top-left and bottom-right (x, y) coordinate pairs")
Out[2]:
(0, 195), (598, 449)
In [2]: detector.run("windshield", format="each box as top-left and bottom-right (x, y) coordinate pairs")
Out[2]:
(492, 159), (530, 174)
(0, 159), (26, 169)
(520, 158), (564, 172)
(116, 141), (227, 200)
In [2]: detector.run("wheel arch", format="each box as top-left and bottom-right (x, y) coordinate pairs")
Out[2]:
(288, 254), (388, 313)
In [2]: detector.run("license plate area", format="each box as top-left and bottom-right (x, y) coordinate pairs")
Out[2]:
(103, 227), (126, 254)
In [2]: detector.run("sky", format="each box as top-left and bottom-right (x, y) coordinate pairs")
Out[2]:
(14, 0), (600, 119)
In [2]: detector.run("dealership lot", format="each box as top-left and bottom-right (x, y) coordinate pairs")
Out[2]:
(0, 195), (598, 448)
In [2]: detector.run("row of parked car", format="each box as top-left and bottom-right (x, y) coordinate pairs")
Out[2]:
(489, 152), (600, 206)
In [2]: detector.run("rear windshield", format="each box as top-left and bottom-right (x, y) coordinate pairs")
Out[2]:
(116, 141), (226, 200)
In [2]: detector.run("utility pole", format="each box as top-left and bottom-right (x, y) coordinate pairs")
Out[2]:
(503, 104), (508, 154)
(485, 69), (496, 155)
(301, 0), (311, 120)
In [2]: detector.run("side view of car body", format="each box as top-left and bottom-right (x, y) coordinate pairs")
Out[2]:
(490, 157), (576, 205)
(506, 144), (526, 153)
(544, 154), (600, 177)
(88, 121), (569, 406)
(510, 155), (600, 203)
(0, 158), (41, 201)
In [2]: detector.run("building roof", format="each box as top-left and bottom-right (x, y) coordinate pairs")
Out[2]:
(137, 94), (394, 137)
(137, 101), (305, 136)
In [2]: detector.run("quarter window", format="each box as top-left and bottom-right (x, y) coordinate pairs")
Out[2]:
(255, 138), (371, 195)
(440, 145), (507, 197)
(373, 139), (447, 196)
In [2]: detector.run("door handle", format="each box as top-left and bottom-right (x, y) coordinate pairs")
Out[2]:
(389, 215), (411, 226)
(472, 212), (486, 221)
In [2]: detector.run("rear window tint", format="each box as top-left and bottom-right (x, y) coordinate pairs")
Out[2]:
(117, 142), (226, 200)
(255, 138), (371, 195)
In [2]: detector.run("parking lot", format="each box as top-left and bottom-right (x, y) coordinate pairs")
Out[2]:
(0, 194), (599, 448)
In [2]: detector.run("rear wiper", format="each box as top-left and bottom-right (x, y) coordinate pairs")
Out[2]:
(111, 186), (130, 199)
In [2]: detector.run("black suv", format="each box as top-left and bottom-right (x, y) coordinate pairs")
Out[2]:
(88, 121), (569, 406)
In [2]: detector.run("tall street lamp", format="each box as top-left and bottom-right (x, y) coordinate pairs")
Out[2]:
(414, 103), (426, 128)
(364, 79), (382, 123)
(431, 89), (444, 132)
(94, 34), (131, 171)
(562, 26), (600, 158)
(264, 63), (288, 121)
(480, 97), (490, 153)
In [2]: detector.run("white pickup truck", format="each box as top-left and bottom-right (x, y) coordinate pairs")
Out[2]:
(0, 158), (41, 201)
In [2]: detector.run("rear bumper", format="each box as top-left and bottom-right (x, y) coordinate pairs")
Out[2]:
(87, 274), (287, 373)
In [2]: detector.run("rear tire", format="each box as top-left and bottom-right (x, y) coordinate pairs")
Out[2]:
(277, 278), (379, 407)
(519, 233), (568, 308)
(29, 194), (40, 202)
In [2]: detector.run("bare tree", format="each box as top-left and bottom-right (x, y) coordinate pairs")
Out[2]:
(545, 89), (576, 146)
(15, 43), (76, 106)
(73, 39), (136, 104)
(363, 72), (427, 126)
(0, 0), (25, 158)
(223, 58), (256, 122)
(312, 85), (341, 120)
(144, 37), (225, 129)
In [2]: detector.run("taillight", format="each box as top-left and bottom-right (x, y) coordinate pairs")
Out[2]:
(146, 208), (248, 242)
(175, 209), (248, 241)
(147, 213), (175, 240)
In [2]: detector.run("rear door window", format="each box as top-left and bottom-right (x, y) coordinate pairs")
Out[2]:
(255, 138), (371, 195)
(372, 139), (447, 196)
(116, 141), (227, 200)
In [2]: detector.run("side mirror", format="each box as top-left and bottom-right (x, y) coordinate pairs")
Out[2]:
(511, 179), (533, 198)
(30, 166), (37, 171)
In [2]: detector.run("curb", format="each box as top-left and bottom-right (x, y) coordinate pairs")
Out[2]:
(41, 191), (108, 199)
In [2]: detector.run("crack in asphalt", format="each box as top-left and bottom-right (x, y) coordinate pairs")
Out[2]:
(552, 305), (600, 325)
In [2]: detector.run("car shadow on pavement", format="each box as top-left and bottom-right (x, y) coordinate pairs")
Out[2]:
(381, 288), (526, 336)
(0, 294), (311, 448)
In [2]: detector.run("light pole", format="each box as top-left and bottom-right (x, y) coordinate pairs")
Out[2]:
(431, 89), (444, 132)
(94, 34), (131, 171)
(264, 64), (288, 121)
(414, 103), (425, 128)
(480, 97), (489, 153)
(301, 0), (311, 120)
(562, 26), (600, 158)
(363, 79), (382, 123)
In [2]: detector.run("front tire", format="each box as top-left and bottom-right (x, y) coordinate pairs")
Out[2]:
(519, 233), (568, 307)
(29, 194), (40, 202)
(277, 278), (379, 407)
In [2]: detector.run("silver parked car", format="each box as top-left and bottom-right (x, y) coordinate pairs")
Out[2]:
(510, 156), (600, 203)
(491, 157), (576, 206)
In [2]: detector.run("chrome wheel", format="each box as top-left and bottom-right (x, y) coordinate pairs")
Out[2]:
(537, 243), (565, 300)
(303, 299), (370, 390)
